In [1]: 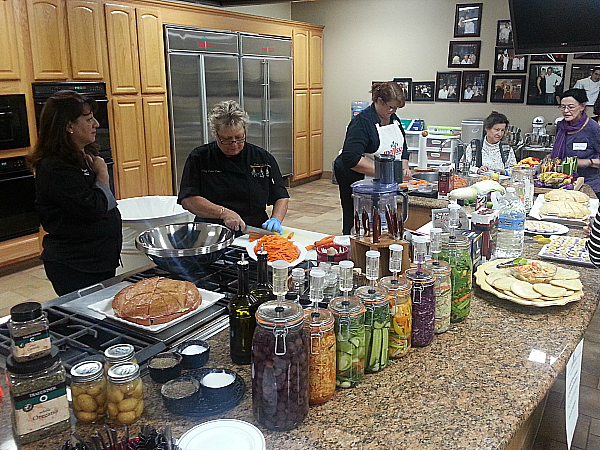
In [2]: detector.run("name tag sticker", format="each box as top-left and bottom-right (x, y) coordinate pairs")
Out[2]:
(573, 142), (587, 150)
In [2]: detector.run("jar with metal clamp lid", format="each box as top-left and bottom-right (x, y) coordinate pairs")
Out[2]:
(379, 276), (412, 358)
(438, 235), (473, 323)
(405, 268), (436, 347)
(70, 360), (107, 423)
(354, 285), (390, 373)
(106, 362), (144, 425)
(423, 260), (452, 334)
(328, 296), (366, 388)
(104, 344), (136, 371)
(303, 308), (336, 405)
(252, 300), (309, 431)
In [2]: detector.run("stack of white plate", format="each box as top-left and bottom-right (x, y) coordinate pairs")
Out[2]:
(178, 419), (265, 450)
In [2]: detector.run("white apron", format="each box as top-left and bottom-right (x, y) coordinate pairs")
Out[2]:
(364, 120), (405, 179)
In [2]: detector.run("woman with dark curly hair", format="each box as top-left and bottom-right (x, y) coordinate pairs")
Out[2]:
(28, 90), (121, 296)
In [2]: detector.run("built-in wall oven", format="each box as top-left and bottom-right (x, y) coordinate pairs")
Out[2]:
(0, 94), (30, 151)
(32, 82), (114, 194)
(0, 156), (39, 242)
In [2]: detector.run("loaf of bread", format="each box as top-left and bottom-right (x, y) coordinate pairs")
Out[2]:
(112, 277), (202, 326)
(544, 189), (589, 203)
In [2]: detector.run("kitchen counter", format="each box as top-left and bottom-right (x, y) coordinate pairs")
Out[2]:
(1, 231), (599, 450)
(405, 194), (449, 230)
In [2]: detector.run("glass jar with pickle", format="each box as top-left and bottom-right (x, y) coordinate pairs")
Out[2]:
(438, 235), (473, 323)
(106, 362), (144, 425)
(423, 260), (452, 334)
(379, 276), (412, 358)
(303, 308), (336, 405)
(354, 285), (390, 373)
(328, 297), (366, 388)
(70, 360), (107, 423)
(405, 268), (435, 347)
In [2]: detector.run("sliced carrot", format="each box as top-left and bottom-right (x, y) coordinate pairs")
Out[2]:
(253, 234), (300, 263)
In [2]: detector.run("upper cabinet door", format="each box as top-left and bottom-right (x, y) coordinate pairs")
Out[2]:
(136, 7), (166, 94)
(0, 0), (20, 80)
(105, 3), (140, 94)
(27, 0), (69, 80)
(66, 0), (104, 80)
(309, 30), (323, 89)
(293, 28), (309, 90)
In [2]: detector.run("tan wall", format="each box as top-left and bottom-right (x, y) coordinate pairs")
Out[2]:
(291, 0), (597, 171)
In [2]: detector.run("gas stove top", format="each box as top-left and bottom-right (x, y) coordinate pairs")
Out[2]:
(0, 245), (313, 375)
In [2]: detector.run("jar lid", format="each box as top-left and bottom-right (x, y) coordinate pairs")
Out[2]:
(104, 344), (135, 364)
(328, 296), (366, 316)
(354, 285), (387, 304)
(423, 260), (452, 275)
(303, 308), (334, 332)
(379, 276), (412, 293)
(256, 300), (304, 327)
(443, 235), (469, 247)
(6, 345), (60, 374)
(10, 302), (43, 322)
(71, 360), (104, 383)
(404, 268), (434, 284)
(107, 362), (140, 384)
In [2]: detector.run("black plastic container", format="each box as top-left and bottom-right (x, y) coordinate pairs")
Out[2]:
(177, 340), (210, 369)
(148, 351), (182, 383)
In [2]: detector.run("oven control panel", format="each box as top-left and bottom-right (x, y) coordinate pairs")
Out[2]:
(0, 156), (29, 175)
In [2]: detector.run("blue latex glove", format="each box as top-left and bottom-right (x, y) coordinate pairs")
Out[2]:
(262, 218), (283, 234)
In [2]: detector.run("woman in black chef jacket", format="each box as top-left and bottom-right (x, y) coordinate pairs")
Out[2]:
(28, 90), (122, 296)
(333, 81), (411, 235)
(178, 100), (289, 234)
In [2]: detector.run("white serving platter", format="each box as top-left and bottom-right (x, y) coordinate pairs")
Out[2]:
(88, 286), (223, 333)
(537, 235), (594, 267)
(524, 220), (569, 236)
(178, 419), (265, 450)
(246, 239), (307, 268)
(528, 194), (599, 227)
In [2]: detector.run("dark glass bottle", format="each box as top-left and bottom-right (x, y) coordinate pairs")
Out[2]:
(229, 257), (258, 365)
(250, 247), (276, 312)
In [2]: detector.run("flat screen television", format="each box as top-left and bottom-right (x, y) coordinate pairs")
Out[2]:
(509, 0), (600, 54)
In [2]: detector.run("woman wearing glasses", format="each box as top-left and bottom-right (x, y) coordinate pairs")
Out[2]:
(551, 88), (600, 199)
(178, 100), (289, 234)
(333, 81), (411, 235)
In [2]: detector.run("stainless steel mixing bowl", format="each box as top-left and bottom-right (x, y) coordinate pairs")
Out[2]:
(135, 222), (235, 275)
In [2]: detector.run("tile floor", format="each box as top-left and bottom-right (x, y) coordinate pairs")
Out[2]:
(0, 176), (598, 449)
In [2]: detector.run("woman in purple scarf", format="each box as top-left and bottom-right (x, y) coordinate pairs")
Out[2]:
(551, 88), (600, 198)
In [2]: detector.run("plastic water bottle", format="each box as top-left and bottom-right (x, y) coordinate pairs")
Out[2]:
(495, 187), (525, 259)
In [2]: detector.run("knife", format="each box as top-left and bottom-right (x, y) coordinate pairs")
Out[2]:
(244, 225), (277, 236)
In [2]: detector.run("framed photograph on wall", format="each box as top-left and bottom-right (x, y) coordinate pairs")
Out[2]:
(527, 64), (565, 105)
(412, 81), (435, 101)
(393, 77), (412, 101)
(454, 3), (482, 37)
(494, 47), (527, 73)
(448, 41), (481, 68)
(496, 20), (512, 46)
(490, 75), (526, 103)
(574, 53), (600, 60)
(569, 64), (600, 101)
(530, 54), (567, 62)
(436, 71), (462, 102)
(461, 70), (489, 102)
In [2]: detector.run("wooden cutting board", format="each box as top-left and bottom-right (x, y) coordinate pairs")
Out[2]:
(534, 176), (584, 194)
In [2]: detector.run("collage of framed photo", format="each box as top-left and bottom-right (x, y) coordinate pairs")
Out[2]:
(412, 81), (435, 101)
(454, 3), (482, 38)
(436, 71), (462, 102)
(490, 75), (525, 103)
(461, 71), (489, 102)
(527, 64), (565, 105)
(448, 41), (481, 68)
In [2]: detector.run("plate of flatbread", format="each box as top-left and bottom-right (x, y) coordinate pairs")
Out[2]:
(529, 194), (598, 227)
(475, 259), (583, 307)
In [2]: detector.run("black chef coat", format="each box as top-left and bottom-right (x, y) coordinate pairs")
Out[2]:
(177, 141), (289, 227)
(35, 156), (122, 273)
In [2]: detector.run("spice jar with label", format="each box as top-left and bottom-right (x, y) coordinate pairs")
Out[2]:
(355, 285), (390, 373)
(379, 276), (412, 358)
(328, 297), (366, 388)
(424, 260), (452, 334)
(303, 308), (336, 405)
(104, 344), (137, 370)
(106, 362), (144, 425)
(8, 302), (51, 362)
(70, 360), (107, 423)
(6, 346), (70, 445)
(252, 300), (309, 431)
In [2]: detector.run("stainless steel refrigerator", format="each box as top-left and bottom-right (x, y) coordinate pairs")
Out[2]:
(240, 34), (293, 176)
(165, 25), (293, 193)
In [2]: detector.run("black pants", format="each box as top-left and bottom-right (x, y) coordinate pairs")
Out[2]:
(334, 164), (357, 235)
(44, 260), (115, 296)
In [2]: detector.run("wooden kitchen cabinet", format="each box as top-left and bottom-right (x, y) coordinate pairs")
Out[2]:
(292, 28), (309, 90)
(136, 7), (166, 94)
(66, 0), (104, 80)
(309, 89), (323, 176)
(111, 97), (148, 198)
(0, 0), (20, 80)
(293, 90), (309, 180)
(142, 95), (171, 195)
(309, 30), (323, 89)
(105, 3), (140, 95)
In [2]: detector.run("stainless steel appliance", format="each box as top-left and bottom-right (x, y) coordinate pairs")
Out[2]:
(0, 156), (39, 242)
(165, 25), (293, 192)
(0, 94), (30, 151)
(240, 33), (293, 176)
(32, 82), (115, 194)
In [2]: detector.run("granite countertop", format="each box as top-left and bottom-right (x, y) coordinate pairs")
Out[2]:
(407, 194), (449, 209)
(2, 234), (599, 450)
